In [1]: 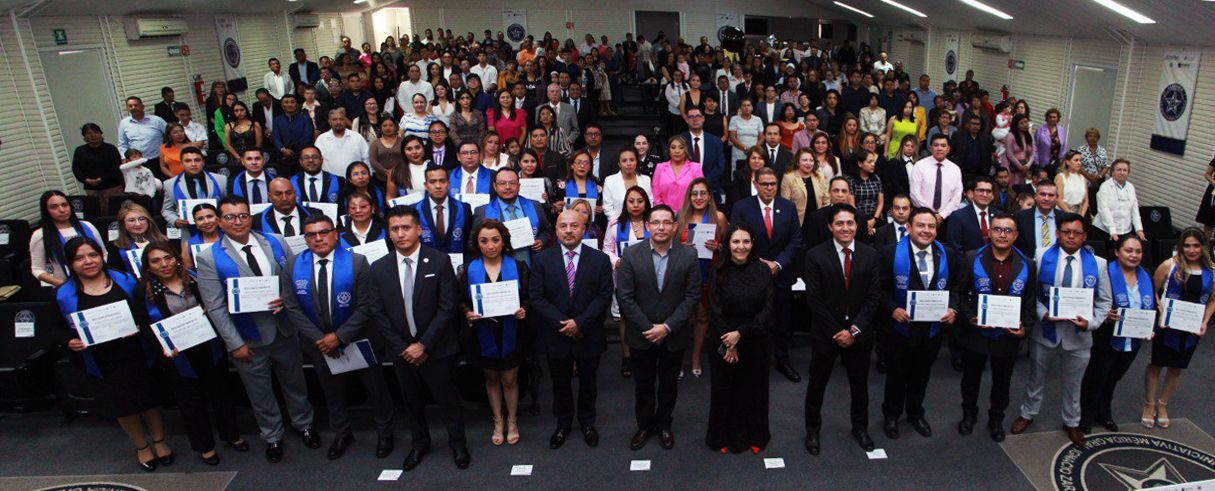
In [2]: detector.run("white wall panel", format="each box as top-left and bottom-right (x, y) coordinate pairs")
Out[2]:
(681, 12), (715, 46)
(410, 8), (444, 36)
(445, 8), (498, 41)
(237, 14), (286, 94)
(528, 9), (569, 41)
(569, 9), (632, 42)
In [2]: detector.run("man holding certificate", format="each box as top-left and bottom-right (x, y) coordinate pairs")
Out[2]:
(160, 147), (226, 228)
(474, 167), (553, 266)
(411, 166), (474, 256)
(955, 213), (1037, 442)
(253, 178), (315, 239)
(281, 215), (395, 460)
(876, 207), (961, 440)
(196, 196), (320, 463)
(1011, 214), (1111, 446)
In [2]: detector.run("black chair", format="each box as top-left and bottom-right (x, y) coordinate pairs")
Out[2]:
(89, 216), (120, 247)
(1153, 238), (1178, 269)
(14, 258), (54, 302)
(0, 219), (31, 264)
(1140, 206), (1178, 239)
(0, 302), (63, 411)
(67, 195), (103, 221)
(1083, 240), (1109, 260)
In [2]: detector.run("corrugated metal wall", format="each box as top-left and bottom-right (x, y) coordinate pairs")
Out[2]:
(569, 9), (632, 42)
(681, 12), (715, 47)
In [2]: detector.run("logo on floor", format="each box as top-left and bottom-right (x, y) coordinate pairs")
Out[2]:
(1052, 433), (1215, 490)
(35, 483), (146, 491)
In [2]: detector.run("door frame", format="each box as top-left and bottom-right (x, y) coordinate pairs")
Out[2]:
(1063, 62), (1118, 150)
(36, 44), (123, 136)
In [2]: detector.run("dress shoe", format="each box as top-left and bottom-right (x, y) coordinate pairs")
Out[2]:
(629, 429), (651, 450)
(659, 429), (675, 449)
(152, 439), (174, 466)
(200, 452), (220, 466)
(909, 417), (933, 437)
(402, 447), (428, 470)
(265, 441), (284, 463)
(1010, 417), (1033, 435)
(958, 414), (977, 435)
(376, 434), (395, 458)
(1078, 422), (1092, 435)
(775, 362), (802, 383)
(1100, 419), (1119, 432)
(852, 429), (875, 452)
(1064, 426), (1087, 446)
(550, 427), (569, 449)
(805, 432), (821, 456)
(225, 439), (250, 452)
(327, 433), (354, 460)
(883, 419), (900, 439)
(301, 427), (322, 449)
(988, 421), (1006, 442)
(135, 444), (157, 472)
(582, 426), (600, 447)
(452, 444), (471, 469)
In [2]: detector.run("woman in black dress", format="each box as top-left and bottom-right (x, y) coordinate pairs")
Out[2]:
(1195, 155), (1215, 241)
(705, 224), (773, 453)
(1144, 228), (1215, 428)
(55, 237), (173, 471)
(459, 220), (530, 446)
(140, 242), (248, 465)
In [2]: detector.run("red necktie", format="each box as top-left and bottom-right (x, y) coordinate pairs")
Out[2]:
(980, 210), (989, 243)
(763, 206), (773, 239)
(842, 247), (852, 289)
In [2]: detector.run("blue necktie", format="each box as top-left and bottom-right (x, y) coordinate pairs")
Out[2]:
(1062, 256), (1074, 289)
(917, 250), (930, 287)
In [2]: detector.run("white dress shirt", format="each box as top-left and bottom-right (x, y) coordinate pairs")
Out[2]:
(228, 235), (271, 275)
(397, 80), (435, 105)
(313, 250), (335, 315)
(314, 129), (371, 176)
(428, 196), (452, 235)
(263, 71), (290, 100)
(273, 208), (302, 236)
(470, 64), (498, 89)
(349, 221), (372, 244)
(260, 104), (275, 133)
(911, 242), (934, 286)
(244, 173), (269, 203)
(973, 203), (990, 231)
(1093, 179), (1144, 235)
(834, 239), (856, 322)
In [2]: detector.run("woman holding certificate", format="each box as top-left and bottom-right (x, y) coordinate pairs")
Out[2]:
(182, 203), (222, 271)
(603, 186), (652, 377)
(558, 150), (603, 218)
(55, 237), (173, 472)
(458, 220), (529, 446)
(676, 178), (727, 378)
(140, 242), (247, 465)
(110, 203), (168, 275)
(30, 190), (106, 288)
(1144, 229), (1215, 428)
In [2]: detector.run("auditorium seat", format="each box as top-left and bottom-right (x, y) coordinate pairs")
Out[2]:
(1140, 206), (1178, 239)
(106, 193), (156, 218)
(15, 258), (54, 302)
(0, 302), (62, 411)
(0, 219), (31, 263)
(89, 216), (120, 245)
(66, 195), (102, 221)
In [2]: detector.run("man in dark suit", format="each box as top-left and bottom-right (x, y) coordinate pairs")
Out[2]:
(873, 194), (913, 248)
(714, 75), (739, 117)
(729, 167), (803, 382)
(511, 82), (539, 124)
(681, 107), (727, 192)
(253, 178), (315, 237)
(410, 166), (473, 255)
(956, 213), (1038, 442)
(802, 203), (882, 455)
(473, 167), (553, 266)
(754, 86), (780, 125)
(1013, 181), (1067, 258)
(282, 215), (395, 460)
(525, 127), (567, 183)
(616, 205), (702, 450)
(882, 139), (915, 201)
(292, 147), (345, 205)
(426, 121), (460, 170)
(154, 87), (188, 124)
(949, 117), (995, 182)
(877, 207), (962, 440)
(566, 82), (597, 138)
(805, 177), (870, 249)
(289, 48), (322, 88)
(251, 89), (284, 147)
(945, 176), (997, 254)
(530, 210), (615, 449)
(367, 206), (469, 470)
(759, 124), (794, 176)
(735, 70), (756, 101)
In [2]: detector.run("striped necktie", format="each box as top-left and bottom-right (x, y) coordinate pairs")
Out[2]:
(565, 250), (577, 294)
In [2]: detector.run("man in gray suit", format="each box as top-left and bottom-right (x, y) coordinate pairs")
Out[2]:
(196, 195), (319, 463)
(538, 83), (579, 143)
(281, 215), (395, 460)
(1011, 214), (1112, 446)
(161, 147), (226, 227)
(616, 204), (702, 451)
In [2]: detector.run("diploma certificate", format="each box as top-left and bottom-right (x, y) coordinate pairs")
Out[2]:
(302, 202), (339, 222)
(470, 280), (521, 318)
(388, 192), (425, 208)
(1114, 308), (1156, 340)
(1162, 298), (1206, 334)
(691, 223), (717, 260)
(348, 240), (390, 264)
(226, 276), (280, 314)
(460, 193), (492, 210)
(978, 294), (1022, 329)
(178, 199), (218, 224)
(324, 339), (378, 375)
(71, 301), (139, 347)
(504, 218), (535, 250)
(1049, 287), (1094, 320)
(152, 306), (218, 353)
(284, 235), (309, 254)
(907, 291), (949, 322)
(519, 178), (546, 202)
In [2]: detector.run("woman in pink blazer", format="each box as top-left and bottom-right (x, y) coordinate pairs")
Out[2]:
(651, 135), (704, 210)
(1001, 114), (1036, 185)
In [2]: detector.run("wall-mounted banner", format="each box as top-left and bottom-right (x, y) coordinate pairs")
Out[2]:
(214, 16), (248, 92)
(943, 33), (960, 82)
(1150, 50), (1201, 157)
(503, 9), (528, 49)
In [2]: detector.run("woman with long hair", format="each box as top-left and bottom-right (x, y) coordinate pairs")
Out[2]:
(223, 101), (262, 162)
(487, 90), (527, 145)
(30, 190), (106, 287)
(727, 146), (767, 205)
(1001, 114), (1036, 185)
(603, 186), (652, 377)
(159, 123), (196, 178)
(110, 202), (168, 274)
(810, 131), (841, 179)
(777, 103), (804, 150)
(884, 100), (918, 159)
(351, 97), (391, 141)
(430, 83), (456, 126)
(451, 91), (487, 148)
(369, 118), (404, 189)
(781, 148), (830, 224)
(341, 161), (386, 214)
(181, 203), (222, 271)
(1054, 150), (1089, 216)
(480, 132), (510, 171)
(533, 105), (572, 157)
(652, 135), (705, 210)
(387, 135), (431, 198)
(836, 113), (861, 159)
(516, 148), (557, 211)
(676, 178), (728, 377)
(602, 148), (654, 221)
(558, 150), (603, 216)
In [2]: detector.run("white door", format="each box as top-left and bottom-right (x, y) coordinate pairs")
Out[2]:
(39, 48), (120, 151)
(1065, 64), (1118, 150)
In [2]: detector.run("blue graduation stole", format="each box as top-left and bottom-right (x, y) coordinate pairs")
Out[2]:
(1161, 266), (1213, 351)
(119, 244), (142, 274)
(1038, 245), (1099, 343)
(616, 219), (649, 246)
(485, 197), (541, 265)
(56, 270), (145, 378)
(292, 248), (356, 333)
(467, 257), (519, 359)
(210, 234), (288, 342)
(564, 177), (599, 199)
(230, 169), (276, 203)
(892, 237), (950, 338)
(54, 224), (100, 275)
(147, 275), (224, 379)
(258, 206), (310, 235)
(449, 166), (493, 197)
(416, 198), (466, 253)
(292, 171), (341, 204)
(973, 245), (1029, 340)
(1108, 261), (1155, 352)
(172, 172), (223, 201)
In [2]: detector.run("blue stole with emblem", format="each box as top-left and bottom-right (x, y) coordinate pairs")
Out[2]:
(565, 177), (599, 200)
(892, 237), (950, 338)
(56, 270), (146, 378)
(467, 257), (519, 359)
(973, 245), (1029, 339)
(172, 172), (223, 201)
(292, 248), (356, 332)
(146, 274), (223, 379)
(485, 197), (540, 234)
(1038, 245), (1099, 343)
(416, 198), (466, 253)
(54, 224), (101, 275)
(292, 171), (341, 204)
(210, 234), (288, 342)
(449, 166), (493, 196)
(1161, 266), (1213, 351)
(616, 219), (649, 247)
(1108, 261), (1154, 352)
(258, 206), (310, 235)
(231, 169), (275, 203)
(119, 244), (143, 274)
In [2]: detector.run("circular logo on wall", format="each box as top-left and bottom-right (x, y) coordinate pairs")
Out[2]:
(223, 37), (241, 68)
(1159, 83), (1187, 122)
(36, 483), (146, 491)
(506, 24), (526, 43)
(1052, 433), (1215, 490)
(945, 50), (957, 75)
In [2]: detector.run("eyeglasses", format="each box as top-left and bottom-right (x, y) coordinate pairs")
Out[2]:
(648, 220), (675, 227)
(990, 227), (1015, 236)
(222, 213), (252, 223)
(304, 229), (335, 239)
(459, 150), (480, 155)
(123, 216), (148, 223)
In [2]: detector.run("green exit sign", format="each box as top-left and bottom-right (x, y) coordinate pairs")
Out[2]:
(1009, 59), (1026, 70)
(52, 28), (67, 45)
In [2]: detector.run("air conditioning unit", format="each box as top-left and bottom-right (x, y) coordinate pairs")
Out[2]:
(124, 17), (189, 40)
(902, 31), (924, 44)
(291, 13), (321, 29)
(971, 33), (1011, 53)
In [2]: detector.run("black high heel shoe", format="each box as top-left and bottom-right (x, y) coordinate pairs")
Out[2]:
(136, 444), (157, 472)
(200, 451), (220, 466)
(225, 439), (250, 452)
(152, 438), (175, 466)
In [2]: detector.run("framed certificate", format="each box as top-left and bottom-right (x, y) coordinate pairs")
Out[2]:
(471, 280), (521, 318)
(152, 306), (218, 353)
(1114, 308), (1156, 339)
(978, 294), (1021, 329)
(1049, 287), (1094, 320)
(226, 276), (280, 314)
(70, 301), (139, 346)
(1162, 298), (1206, 334)
(907, 291), (949, 322)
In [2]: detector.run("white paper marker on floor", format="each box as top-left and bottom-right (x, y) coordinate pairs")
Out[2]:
(764, 458), (786, 469)
(511, 464), (534, 476)
(866, 448), (888, 459)
(377, 470), (402, 481)
(630, 460), (652, 471)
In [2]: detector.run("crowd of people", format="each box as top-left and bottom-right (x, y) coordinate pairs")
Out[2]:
(45, 26), (1215, 474)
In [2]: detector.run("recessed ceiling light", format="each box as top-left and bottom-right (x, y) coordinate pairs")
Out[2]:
(1090, 0), (1156, 23)
(353, 0), (367, 3)
(958, 0), (1014, 20)
(833, 1), (875, 18)
(881, 0), (928, 17)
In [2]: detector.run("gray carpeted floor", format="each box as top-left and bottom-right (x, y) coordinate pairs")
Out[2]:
(3, 336), (1214, 490)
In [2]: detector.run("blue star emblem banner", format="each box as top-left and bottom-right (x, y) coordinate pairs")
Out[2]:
(1150, 50), (1201, 156)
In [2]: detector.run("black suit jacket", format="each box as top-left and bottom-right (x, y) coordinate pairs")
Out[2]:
(368, 246), (460, 359)
(536, 149), (567, 183)
(1012, 208), (1072, 258)
(761, 145), (794, 176)
(567, 97), (597, 130)
(528, 245), (614, 358)
(881, 155), (913, 201)
(877, 242), (964, 347)
(289, 61), (322, 87)
(414, 198), (474, 253)
(154, 101), (188, 124)
(872, 222), (904, 248)
(949, 131), (995, 178)
(713, 89), (739, 116)
(339, 219), (385, 247)
(804, 205), (870, 249)
(427, 141), (460, 170)
(803, 240), (882, 343)
(729, 196), (802, 285)
(754, 100), (779, 125)
(944, 205), (991, 254)
(615, 241), (702, 352)
(250, 100), (284, 132)
(735, 82), (756, 101)
(956, 247), (1038, 357)
(253, 205), (316, 235)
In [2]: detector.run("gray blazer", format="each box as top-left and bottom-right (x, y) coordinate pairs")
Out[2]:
(1032, 248), (1113, 351)
(615, 240), (702, 352)
(280, 251), (375, 345)
(196, 233), (294, 351)
(160, 171), (227, 223)
(543, 102), (580, 142)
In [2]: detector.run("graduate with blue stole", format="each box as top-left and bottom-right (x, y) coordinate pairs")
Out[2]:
(292, 147), (345, 205)
(450, 141), (494, 198)
(338, 192), (387, 249)
(109, 203), (168, 276)
(161, 147), (226, 228)
(561, 150), (601, 206)
(226, 148), (276, 205)
(411, 166), (473, 255)
(476, 167), (553, 267)
(253, 177), (314, 237)
(54, 236), (173, 471)
(183, 203), (225, 271)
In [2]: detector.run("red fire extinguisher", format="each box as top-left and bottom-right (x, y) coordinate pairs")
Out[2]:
(194, 74), (206, 106)
(1000, 84), (1009, 102)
